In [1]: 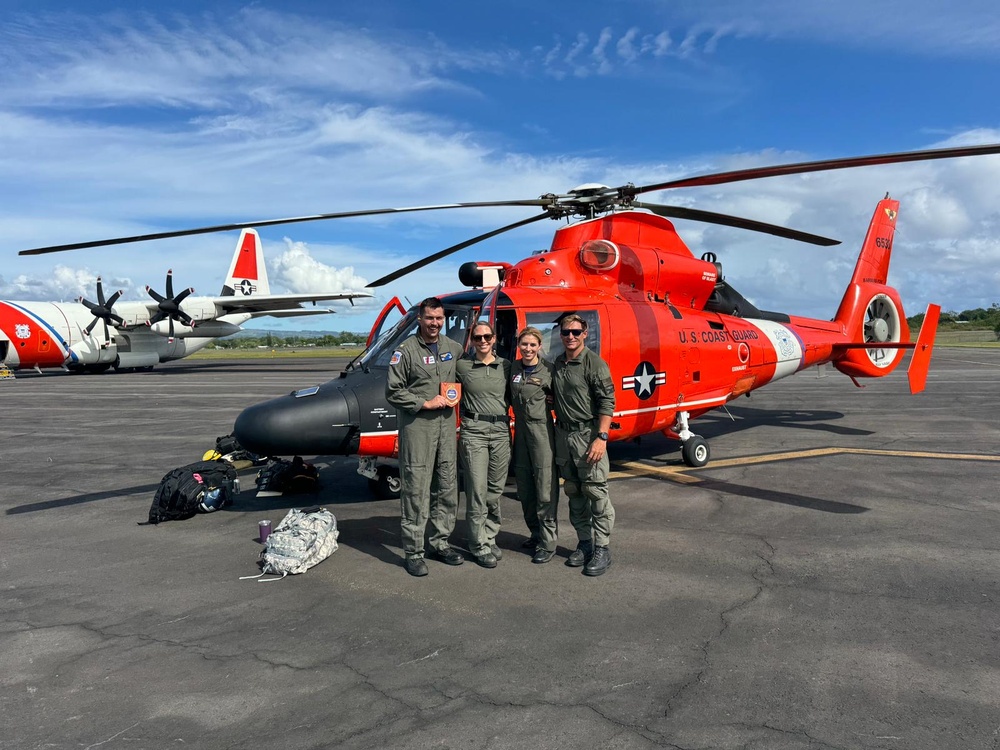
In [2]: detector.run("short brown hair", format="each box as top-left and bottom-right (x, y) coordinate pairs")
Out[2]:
(418, 297), (445, 315)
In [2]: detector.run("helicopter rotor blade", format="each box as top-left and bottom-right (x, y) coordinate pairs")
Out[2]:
(633, 202), (841, 246)
(631, 143), (1000, 196)
(18, 199), (552, 256)
(368, 213), (552, 288)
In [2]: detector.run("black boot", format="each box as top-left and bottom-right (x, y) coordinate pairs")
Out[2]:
(566, 540), (594, 567)
(583, 546), (611, 576)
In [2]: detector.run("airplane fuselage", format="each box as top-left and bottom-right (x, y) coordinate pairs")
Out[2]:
(0, 299), (240, 371)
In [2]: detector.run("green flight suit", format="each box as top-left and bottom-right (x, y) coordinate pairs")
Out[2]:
(456, 355), (511, 557)
(552, 346), (616, 546)
(509, 358), (559, 553)
(385, 334), (465, 560)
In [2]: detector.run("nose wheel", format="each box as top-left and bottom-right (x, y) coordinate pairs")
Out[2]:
(369, 465), (402, 499)
(673, 411), (711, 468)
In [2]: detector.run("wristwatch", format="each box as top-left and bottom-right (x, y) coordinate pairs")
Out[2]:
(597, 431), (609, 441)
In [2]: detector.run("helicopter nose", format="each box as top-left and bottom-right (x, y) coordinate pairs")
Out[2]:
(233, 381), (358, 457)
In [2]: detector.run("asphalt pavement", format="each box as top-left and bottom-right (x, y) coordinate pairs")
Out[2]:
(1, 349), (998, 750)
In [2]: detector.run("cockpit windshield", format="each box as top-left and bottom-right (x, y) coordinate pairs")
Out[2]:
(357, 305), (478, 368)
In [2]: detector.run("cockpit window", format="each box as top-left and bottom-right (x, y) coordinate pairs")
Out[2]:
(359, 306), (478, 367)
(524, 310), (600, 362)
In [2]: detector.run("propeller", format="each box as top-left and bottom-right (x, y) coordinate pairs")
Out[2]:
(18, 142), (1000, 284)
(146, 269), (195, 341)
(79, 276), (124, 344)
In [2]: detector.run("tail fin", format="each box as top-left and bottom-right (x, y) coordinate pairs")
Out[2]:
(833, 197), (911, 379)
(221, 229), (270, 297)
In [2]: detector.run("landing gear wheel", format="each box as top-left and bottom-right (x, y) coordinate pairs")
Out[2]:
(681, 436), (710, 468)
(368, 465), (402, 499)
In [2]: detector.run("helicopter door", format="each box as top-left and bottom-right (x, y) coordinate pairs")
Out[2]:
(472, 283), (502, 353)
(366, 296), (407, 348)
(478, 284), (501, 328)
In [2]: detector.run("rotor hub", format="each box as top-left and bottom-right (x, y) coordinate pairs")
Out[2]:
(871, 317), (890, 341)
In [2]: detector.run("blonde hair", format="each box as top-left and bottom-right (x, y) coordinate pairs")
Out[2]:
(517, 326), (544, 347)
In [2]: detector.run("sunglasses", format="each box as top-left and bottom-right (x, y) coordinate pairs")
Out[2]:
(472, 333), (495, 342)
(560, 329), (585, 337)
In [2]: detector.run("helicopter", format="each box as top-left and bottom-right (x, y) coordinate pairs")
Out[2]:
(21, 143), (1000, 498)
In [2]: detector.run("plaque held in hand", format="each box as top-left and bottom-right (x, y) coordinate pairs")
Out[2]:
(440, 382), (461, 407)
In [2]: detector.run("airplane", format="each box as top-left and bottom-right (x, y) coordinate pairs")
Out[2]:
(19, 143), (1000, 497)
(2, 229), (371, 373)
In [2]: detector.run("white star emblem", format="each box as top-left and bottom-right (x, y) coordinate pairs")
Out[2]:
(634, 363), (656, 397)
(622, 361), (666, 400)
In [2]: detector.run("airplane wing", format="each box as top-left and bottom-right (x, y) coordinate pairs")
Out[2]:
(256, 307), (339, 318)
(212, 292), (373, 316)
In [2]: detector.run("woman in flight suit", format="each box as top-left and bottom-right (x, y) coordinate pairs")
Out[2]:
(509, 326), (560, 564)
(456, 322), (511, 568)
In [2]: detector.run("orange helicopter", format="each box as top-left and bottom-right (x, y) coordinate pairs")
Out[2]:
(21, 143), (1000, 497)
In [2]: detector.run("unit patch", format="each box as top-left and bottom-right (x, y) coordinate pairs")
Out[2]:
(389, 351), (402, 365)
(440, 352), (453, 361)
(622, 361), (665, 400)
(423, 355), (436, 365)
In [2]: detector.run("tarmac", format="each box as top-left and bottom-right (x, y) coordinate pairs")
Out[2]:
(1, 349), (998, 750)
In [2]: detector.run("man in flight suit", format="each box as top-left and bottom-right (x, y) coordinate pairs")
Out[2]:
(552, 314), (616, 576)
(386, 297), (466, 577)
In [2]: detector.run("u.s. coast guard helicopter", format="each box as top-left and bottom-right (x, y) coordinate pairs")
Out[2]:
(21, 143), (1000, 497)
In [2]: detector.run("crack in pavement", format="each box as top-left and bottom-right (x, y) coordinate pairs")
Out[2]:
(662, 535), (777, 719)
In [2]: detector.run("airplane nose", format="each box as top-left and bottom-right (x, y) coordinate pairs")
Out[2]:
(233, 381), (358, 457)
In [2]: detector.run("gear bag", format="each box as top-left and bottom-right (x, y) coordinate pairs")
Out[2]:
(144, 460), (240, 525)
(255, 456), (319, 495)
(242, 506), (339, 580)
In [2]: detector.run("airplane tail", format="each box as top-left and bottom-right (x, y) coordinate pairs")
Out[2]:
(221, 229), (270, 297)
(831, 197), (912, 380)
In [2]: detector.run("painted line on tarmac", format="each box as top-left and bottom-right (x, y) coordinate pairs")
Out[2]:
(611, 447), (1000, 484)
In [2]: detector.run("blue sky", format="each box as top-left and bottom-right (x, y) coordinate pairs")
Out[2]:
(2, 0), (999, 332)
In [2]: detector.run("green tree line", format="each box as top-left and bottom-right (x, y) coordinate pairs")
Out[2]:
(207, 332), (366, 349)
(907, 302), (1000, 333)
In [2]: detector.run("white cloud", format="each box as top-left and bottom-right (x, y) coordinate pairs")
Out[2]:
(0, 8), (486, 109)
(269, 239), (377, 316)
(646, 0), (1000, 58)
(0, 265), (136, 302)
